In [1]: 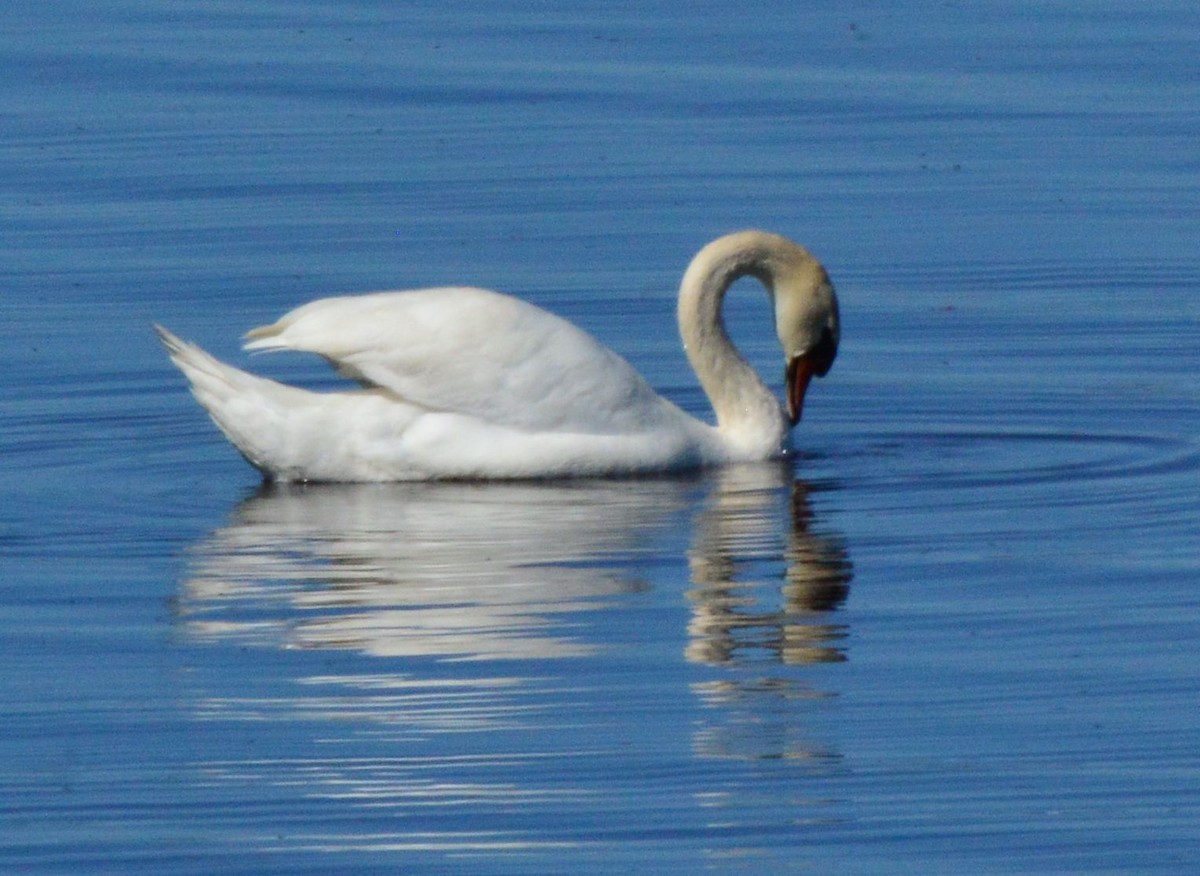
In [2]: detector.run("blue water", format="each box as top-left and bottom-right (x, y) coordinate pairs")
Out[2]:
(4, 2), (1200, 873)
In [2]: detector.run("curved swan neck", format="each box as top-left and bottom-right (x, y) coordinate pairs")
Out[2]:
(676, 231), (790, 455)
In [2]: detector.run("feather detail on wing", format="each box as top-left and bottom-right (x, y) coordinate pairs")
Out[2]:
(242, 287), (668, 434)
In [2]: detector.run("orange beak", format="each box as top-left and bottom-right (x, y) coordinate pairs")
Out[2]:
(785, 355), (816, 425)
(785, 329), (838, 426)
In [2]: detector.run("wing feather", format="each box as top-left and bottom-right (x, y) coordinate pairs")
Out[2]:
(242, 287), (666, 433)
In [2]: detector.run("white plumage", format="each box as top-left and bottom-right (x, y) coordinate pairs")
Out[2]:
(157, 230), (839, 481)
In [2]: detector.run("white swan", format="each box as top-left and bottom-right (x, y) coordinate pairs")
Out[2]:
(156, 230), (839, 481)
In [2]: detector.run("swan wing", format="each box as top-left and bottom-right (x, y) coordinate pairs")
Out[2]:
(243, 287), (670, 434)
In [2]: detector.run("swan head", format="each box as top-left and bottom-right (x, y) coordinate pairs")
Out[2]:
(769, 244), (840, 425)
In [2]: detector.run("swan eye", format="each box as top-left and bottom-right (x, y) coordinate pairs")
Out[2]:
(809, 327), (838, 377)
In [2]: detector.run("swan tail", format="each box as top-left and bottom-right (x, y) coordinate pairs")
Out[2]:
(155, 324), (307, 478)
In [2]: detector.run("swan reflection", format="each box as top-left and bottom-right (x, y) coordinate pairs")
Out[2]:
(178, 466), (853, 832)
(178, 466), (851, 667)
(179, 478), (694, 660)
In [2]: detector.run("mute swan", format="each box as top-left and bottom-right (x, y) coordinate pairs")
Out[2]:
(156, 230), (839, 481)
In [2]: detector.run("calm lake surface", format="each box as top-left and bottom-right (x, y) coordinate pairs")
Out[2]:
(4, 1), (1200, 872)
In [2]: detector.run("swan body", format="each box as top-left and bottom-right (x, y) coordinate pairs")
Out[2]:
(157, 230), (839, 481)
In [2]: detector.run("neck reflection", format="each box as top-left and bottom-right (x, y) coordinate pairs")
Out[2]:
(685, 464), (852, 667)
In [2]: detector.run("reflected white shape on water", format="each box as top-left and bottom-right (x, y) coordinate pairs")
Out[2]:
(178, 464), (854, 840)
(179, 478), (693, 660)
(682, 467), (851, 763)
(178, 465), (852, 668)
(196, 673), (551, 733)
(686, 468), (852, 667)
